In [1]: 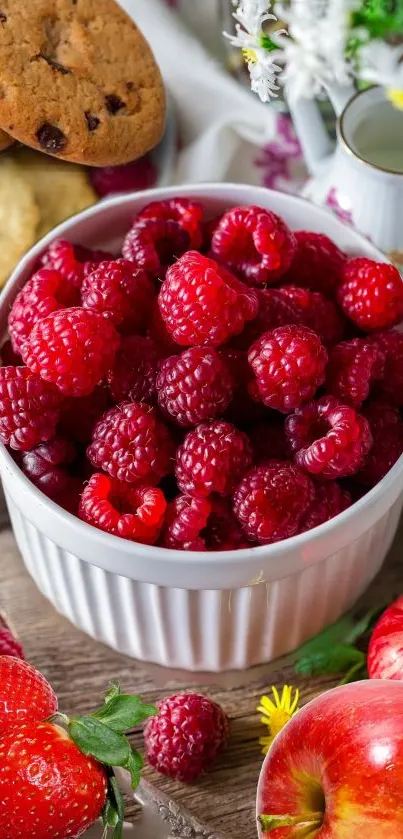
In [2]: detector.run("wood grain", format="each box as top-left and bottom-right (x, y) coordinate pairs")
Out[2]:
(1, 521), (402, 838)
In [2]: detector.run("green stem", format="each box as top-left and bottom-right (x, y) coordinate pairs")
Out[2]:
(259, 812), (323, 833)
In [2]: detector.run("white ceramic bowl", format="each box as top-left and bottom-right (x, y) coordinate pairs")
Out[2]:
(1, 184), (402, 672)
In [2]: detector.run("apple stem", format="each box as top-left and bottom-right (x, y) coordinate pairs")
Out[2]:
(259, 812), (323, 833)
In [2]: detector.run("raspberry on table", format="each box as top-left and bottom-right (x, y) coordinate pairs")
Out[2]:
(337, 257), (403, 331)
(156, 347), (234, 427)
(219, 348), (267, 426)
(21, 437), (77, 499)
(79, 473), (166, 544)
(0, 366), (63, 451)
(107, 335), (161, 404)
(8, 269), (79, 355)
(23, 307), (120, 397)
(89, 157), (157, 197)
(211, 205), (296, 285)
(161, 494), (212, 550)
(144, 692), (229, 783)
(137, 197), (204, 249)
(283, 230), (347, 293)
(81, 259), (155, 334)
(249, 419), (288, 462)
(325, 337), (385, 408)
(233, 461), (314, 544)
(356, 400), (403, 487)
(370, 330), (403, 407)
(40, 239), (112, 290)
(285, 395), (373, 480)
(0, 340), (21, 367)
(175, 421), (253, 497)
(158, 251), (258, 347)
(87, 401), (174, 484)
(122, 217), (190, 278)
(248, 324), (328, 413)
(299, 481), (352, 532)
(58, 385), (110, 443)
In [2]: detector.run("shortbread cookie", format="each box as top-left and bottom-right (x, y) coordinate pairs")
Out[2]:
(0, 0), (166, 166)
(0, 159), (39, 287)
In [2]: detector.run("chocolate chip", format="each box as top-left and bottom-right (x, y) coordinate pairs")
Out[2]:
(105, 94), (125, 115)
(37, 54), (71, 74)
(126, 82), (135, 92)
(0, 12), (7, 22)
(36, 123), (66, 154)
(85, 111), (100, 132)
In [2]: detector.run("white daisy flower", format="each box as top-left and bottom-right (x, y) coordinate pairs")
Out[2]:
(359, 40), (403, 111)
(224, 1), (284, 101)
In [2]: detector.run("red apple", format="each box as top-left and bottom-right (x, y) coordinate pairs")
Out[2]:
(368, 596), (403, 681)
(256, 680), (403, 838)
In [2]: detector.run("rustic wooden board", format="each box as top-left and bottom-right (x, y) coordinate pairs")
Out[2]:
(1, 522), (402, 838)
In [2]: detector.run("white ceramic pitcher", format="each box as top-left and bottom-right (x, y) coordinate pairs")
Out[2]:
(290, 84), (403, 259)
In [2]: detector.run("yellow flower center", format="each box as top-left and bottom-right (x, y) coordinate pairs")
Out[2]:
(242, 47), (257, 64)
(387, 88), (403, 111)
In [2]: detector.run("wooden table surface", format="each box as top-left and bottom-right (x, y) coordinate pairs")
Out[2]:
(1, 520), (403, 838)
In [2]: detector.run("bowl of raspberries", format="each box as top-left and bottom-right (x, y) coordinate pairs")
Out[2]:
(1, 183), (403, 673)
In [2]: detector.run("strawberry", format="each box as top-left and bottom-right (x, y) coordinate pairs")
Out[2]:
(0, 656), (57, 733)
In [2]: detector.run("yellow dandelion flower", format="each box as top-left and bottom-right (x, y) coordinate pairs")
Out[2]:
(387, 88), (403, 112)
(257, 685), (300, 755)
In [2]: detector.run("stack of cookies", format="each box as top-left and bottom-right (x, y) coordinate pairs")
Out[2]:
(0, 0), (166, 286)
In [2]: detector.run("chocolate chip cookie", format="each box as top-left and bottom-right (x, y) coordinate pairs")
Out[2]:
(0, 0), (166, 166)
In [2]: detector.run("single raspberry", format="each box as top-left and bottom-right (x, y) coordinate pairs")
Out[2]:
(248, 324), (328, 413)
(0, 616), (24, 660)
(285, 395), (373, 479)
(211, 205), (296, 285)
(144, 692), (229, 783)
(87, 401), (174, 484)
(175, 421), (252, 497)
(21, 437), (77, 499)
(81, 260), (155, 333)
(79, 473), (166, 544)
(0, 341), (21, 367)
(299, 481), (352, 533)
(0, 367), (63, 451)
(58, 385), (110, 443)
(147, 301), (180, 355)
(107, 336), (161, 404)
(161, 494), (212, 550)
(158, 251), (258, 347)
(137, 198), (204, 248)
(356, 401), (403, 487)
(122, 217), (190, 278)
(337, 258), (403, 331)
(156, 347), (234, 427)
(219, 348), (266, 426)
(325, 337), (385, 407)
(370, 330), (403, 407)
(8, 269), (79, 355)
(40, 239), (112, 290)
(23, 308), (120, 397)
(233, 461), (314, 544)
(89, 156), (157, 197)
(283, 230), (347, 293)
(249, 419), (288, 462)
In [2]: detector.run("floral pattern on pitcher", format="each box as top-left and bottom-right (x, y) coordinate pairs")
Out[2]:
(254, 115), (307, 194)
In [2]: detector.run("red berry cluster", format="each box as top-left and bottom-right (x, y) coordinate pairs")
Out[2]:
(2, 198), (403, 549)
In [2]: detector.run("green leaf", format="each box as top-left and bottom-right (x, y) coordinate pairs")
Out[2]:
(93, 695), (158, 733)
(126, 748), (143, 789)
(295, 644), (365, 678)
(104, 682), (121, 705)
(295, 614), (358, 661)
(69, 717), (131, 766)
(110, 777), (125, 839)
(343, 603), (388, 645)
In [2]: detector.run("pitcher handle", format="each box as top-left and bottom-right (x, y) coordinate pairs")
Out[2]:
(288, 82), (356, 176)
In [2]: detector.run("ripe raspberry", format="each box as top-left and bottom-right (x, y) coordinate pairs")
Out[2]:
(211, 205), (296, 285)
(0, 615), (24, 660)
(325, 338), (385, 408)
(79, 473), (166, 544)
(356, 401), (403, 487)
(122, 217), (190, 277)
(0, 367), (63, 451)
(144, 692), (229, 783)
(81, 260), (155, 333)
(161, 494), (212, 550)
(89, 156), (157, 197)
(87, 401), (174, 484)
(0, 340), (21, 367)
(21, 437), (77, 499)
(40, 239), (112, 290)
(156, 347), (234, 427)
(285, 395), (373, 479)
(299, 481), (352, 533)
(158, 251), (258, 347)
(8, 269), (79, 355)
(58, 385), (110, 443)
(23, 308), (120, 397)
(249, 419), (288, 462)
(233, 461), (314, 544)
(219, 348), (266, 426)
(175, 421), (252, 497)
(283, 230), (347, 293)
(337, 258), (403, 331)
(248, 324), (328, 413)
(370, 330), (403, 407)
(107, 336), (161, 404)
(137, 197), (204, 248)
